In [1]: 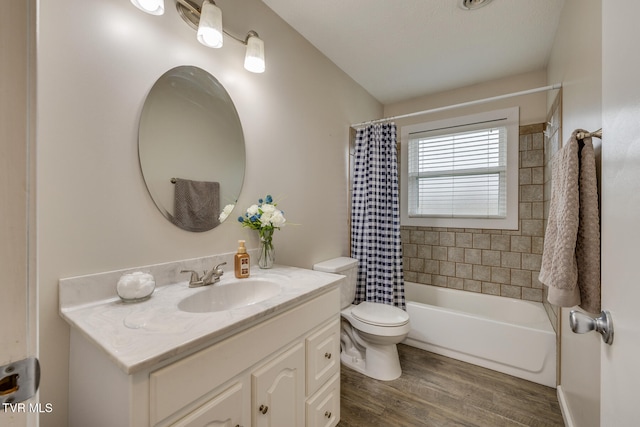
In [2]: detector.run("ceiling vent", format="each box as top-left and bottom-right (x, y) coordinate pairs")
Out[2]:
(459, 0), (493, 10)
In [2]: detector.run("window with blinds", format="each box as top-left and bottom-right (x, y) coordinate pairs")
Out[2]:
(408, 126), (507, 218)
(400, 107), (519, 229)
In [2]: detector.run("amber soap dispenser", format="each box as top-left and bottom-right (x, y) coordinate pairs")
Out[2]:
(234, 240), (250, 278)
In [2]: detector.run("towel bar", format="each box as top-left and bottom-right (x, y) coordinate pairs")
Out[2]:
(576, 128), (602, 139)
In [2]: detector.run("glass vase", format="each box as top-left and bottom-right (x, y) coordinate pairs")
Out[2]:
(258, 229), (275, 269)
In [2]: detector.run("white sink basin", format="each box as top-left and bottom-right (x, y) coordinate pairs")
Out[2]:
(177, 279), (281, 313)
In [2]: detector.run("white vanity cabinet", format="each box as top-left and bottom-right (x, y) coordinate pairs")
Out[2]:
(68, 286), (340, 427)
(166, 341), (306, 427)
(168, 340), (308, 427)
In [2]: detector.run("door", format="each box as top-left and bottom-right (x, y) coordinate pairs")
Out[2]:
(0, 0), (38, 425)
(600, 1), (640, 424)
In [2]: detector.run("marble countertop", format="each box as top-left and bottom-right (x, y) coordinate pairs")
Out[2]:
(60, 264), (342, 375)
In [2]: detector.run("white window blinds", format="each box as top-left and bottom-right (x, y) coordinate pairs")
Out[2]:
(407, 124), (508, 219)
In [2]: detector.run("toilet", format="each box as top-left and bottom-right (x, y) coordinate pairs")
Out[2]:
(313, 257), (410, 381)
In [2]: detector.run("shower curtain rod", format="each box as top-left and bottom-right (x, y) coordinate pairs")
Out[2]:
(351, 83), (563, 128)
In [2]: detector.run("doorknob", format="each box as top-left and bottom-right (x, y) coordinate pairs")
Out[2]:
(569, 310), (614, 345)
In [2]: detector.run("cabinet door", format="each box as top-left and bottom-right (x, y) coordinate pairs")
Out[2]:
(252, 342), (305, 427)
(171, 380), (248, 427)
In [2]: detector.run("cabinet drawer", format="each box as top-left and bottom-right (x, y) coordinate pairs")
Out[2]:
(306, 318), (340, 396)
(170, 379), (248, 427)
(306, 373), (340, 427)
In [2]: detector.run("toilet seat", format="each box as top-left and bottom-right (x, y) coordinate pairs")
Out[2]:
(351, 302), (409, 327)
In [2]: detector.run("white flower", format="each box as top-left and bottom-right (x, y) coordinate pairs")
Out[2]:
(260, 211), (273, 227)
(270, 210), (286, 228)
(218, 204), (235, 222)
(261, 203), (276, 214)
(246, 204), (259, 216)
(238, 194), (289, 233)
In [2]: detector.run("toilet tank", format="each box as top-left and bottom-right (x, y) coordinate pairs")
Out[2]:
(313, 257), (358, 309)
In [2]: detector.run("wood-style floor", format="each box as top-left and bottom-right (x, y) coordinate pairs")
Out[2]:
(338, 344), (564, 427)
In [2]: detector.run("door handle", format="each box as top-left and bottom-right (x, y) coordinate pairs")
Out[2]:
(569, 310), (614, 345)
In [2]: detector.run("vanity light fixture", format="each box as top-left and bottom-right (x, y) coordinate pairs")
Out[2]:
(141, 0), (267, 73)
(243, 31), (265, 73)
(196, 0), (223, 48)
(131, 0), (165, 15)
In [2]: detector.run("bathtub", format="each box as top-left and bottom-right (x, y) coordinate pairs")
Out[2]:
(403, 282), (556, 387)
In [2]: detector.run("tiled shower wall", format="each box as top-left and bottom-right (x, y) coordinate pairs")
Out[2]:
(402, 124), (547, 302)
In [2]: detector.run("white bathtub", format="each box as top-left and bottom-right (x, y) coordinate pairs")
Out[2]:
(403, 282), (556, 387)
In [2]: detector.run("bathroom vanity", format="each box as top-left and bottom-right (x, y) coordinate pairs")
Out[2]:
(60, 258), (341, 427)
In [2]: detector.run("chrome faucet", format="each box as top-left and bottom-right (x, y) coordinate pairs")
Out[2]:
(181, 262), (227, 288)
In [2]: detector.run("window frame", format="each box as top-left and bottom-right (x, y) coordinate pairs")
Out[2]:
(400, 107), (519, 230)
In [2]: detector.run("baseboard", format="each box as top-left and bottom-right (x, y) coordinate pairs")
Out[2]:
(557, 385), (574, 427)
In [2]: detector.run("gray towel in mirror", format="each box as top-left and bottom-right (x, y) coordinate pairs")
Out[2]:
(172, 178), (220, 232)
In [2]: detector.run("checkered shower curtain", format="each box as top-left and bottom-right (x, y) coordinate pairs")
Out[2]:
(351, 123), (405, 309)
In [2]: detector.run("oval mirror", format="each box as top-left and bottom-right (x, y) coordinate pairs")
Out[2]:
(138, 66), (245, 232)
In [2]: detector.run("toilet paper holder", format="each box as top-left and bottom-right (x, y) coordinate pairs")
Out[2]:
(569, 310), (614, 345)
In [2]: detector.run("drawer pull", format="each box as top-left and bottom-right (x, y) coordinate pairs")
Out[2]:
(324, 352), (332, 359)
(259, 404), (269, 415)
(325, 411), (332, 418)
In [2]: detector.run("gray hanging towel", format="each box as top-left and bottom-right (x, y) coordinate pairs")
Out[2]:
(172, 178), (220, 232)
(575, 133), (601, 313)
(539, 130), (601, 313)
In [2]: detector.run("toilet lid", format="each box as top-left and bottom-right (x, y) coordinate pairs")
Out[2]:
(351, 302), (409, 327)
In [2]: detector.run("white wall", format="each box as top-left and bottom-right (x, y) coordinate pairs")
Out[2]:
(36, 0), (381, 425)
(546, 1), (602, 426)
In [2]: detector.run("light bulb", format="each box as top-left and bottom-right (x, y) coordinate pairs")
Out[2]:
(197, 1), (223, 48)
(131, 0), (164, 15)
(244, 33), (265, 73)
